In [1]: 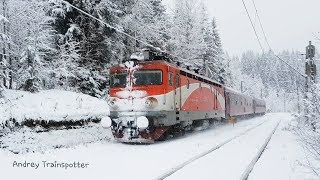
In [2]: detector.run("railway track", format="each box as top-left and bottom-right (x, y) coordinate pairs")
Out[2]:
(156, 120), (280, 180)
(156, 119), (281, 180)
(240, 120), (281, 180)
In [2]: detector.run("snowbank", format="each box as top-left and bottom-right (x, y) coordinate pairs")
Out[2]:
(0, 90), (109, 126)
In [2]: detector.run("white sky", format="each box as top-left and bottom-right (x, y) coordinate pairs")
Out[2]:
(163, 0), (320, 56)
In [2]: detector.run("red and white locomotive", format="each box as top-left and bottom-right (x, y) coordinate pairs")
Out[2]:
(104, 50), (266, 143)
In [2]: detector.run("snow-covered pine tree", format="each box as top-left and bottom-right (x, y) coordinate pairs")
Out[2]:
(11, 0), (57, 92)
(6, 0), (58, 91)
(220, 52), (234, 87)
(169, 0), (205, 66)
(17, 23), (57, 92)
(19, 46), (41, 92)
(47, 0), (125, 97)
(204, 18), (225, 82)
(120, 0), (169, 56)
(169, 0), (225, 83)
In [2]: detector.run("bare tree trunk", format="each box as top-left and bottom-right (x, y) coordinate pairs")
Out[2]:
(5, 0), (12, 89)
(1, 0), (7, 88)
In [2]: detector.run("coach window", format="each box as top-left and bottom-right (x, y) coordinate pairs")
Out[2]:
(176, 75), (180, 87)
(169, 73), (173, 86)
(187, 79), (190, 89)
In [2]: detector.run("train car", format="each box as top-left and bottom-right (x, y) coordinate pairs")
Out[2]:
(253, 98), (266, 115)
(225, 88), (255, 118)
(106, 51), (225, 143)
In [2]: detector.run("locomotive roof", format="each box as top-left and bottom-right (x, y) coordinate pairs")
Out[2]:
(139, 60), (224, 87)
(111, 60), (223, 87)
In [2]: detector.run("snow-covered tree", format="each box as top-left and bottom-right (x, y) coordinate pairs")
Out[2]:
(168, 0), (224, 83)
(121, 0), (168, 51)
(18, 46), (41, 92)
(169, 0), (205, 65)
(204, 18), (225, 82)
(0, 0), (11, 90)
(294, 82), (320, 176)
(45, 0), (170, 97)
(7, 0), (58, 91)
(46, 0), (121, 96)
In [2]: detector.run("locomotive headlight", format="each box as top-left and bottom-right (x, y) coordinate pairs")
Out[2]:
(101, 116), (112, 128)
(136, 116), (149, 129)
(145, 97), (158, 109)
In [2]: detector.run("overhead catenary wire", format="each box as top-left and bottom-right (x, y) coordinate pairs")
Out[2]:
(241, 0), (264, 53)
(251, 0), (272, 50)
(241, 0), (306, 78)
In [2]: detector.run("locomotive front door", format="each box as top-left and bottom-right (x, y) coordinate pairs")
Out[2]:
(175, 74), (181, 110)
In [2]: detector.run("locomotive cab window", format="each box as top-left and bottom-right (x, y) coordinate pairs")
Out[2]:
(110, 73), (127, 87)
(134, 70), (163, 86)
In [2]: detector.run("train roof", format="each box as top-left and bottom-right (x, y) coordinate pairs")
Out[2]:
(225, 87), (265, 102)
(111, 59), (264, 102)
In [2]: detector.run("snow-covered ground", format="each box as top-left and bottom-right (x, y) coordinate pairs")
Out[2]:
(248, 117), (318, 180)
(0, 90), (109, 126)
(165, 113), (315, 180)
(0, 113), (315, 180)
(0, 125), (112, 154)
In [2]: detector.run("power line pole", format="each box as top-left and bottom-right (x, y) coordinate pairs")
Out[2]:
(304, 41), (317, 130)
(305, 41), (316, 85)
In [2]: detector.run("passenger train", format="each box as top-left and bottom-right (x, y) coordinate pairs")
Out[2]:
(103, 50), (266, 143)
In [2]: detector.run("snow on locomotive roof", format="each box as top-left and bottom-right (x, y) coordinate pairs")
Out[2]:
(130, 52), (145, 61)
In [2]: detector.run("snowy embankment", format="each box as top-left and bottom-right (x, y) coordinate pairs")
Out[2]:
(0, 90), (109, 128)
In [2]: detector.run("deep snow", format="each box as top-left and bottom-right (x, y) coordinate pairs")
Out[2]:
(0, 89), (109, 125)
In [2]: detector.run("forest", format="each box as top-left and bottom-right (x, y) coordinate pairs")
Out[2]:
(0, 0), (317, 113)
